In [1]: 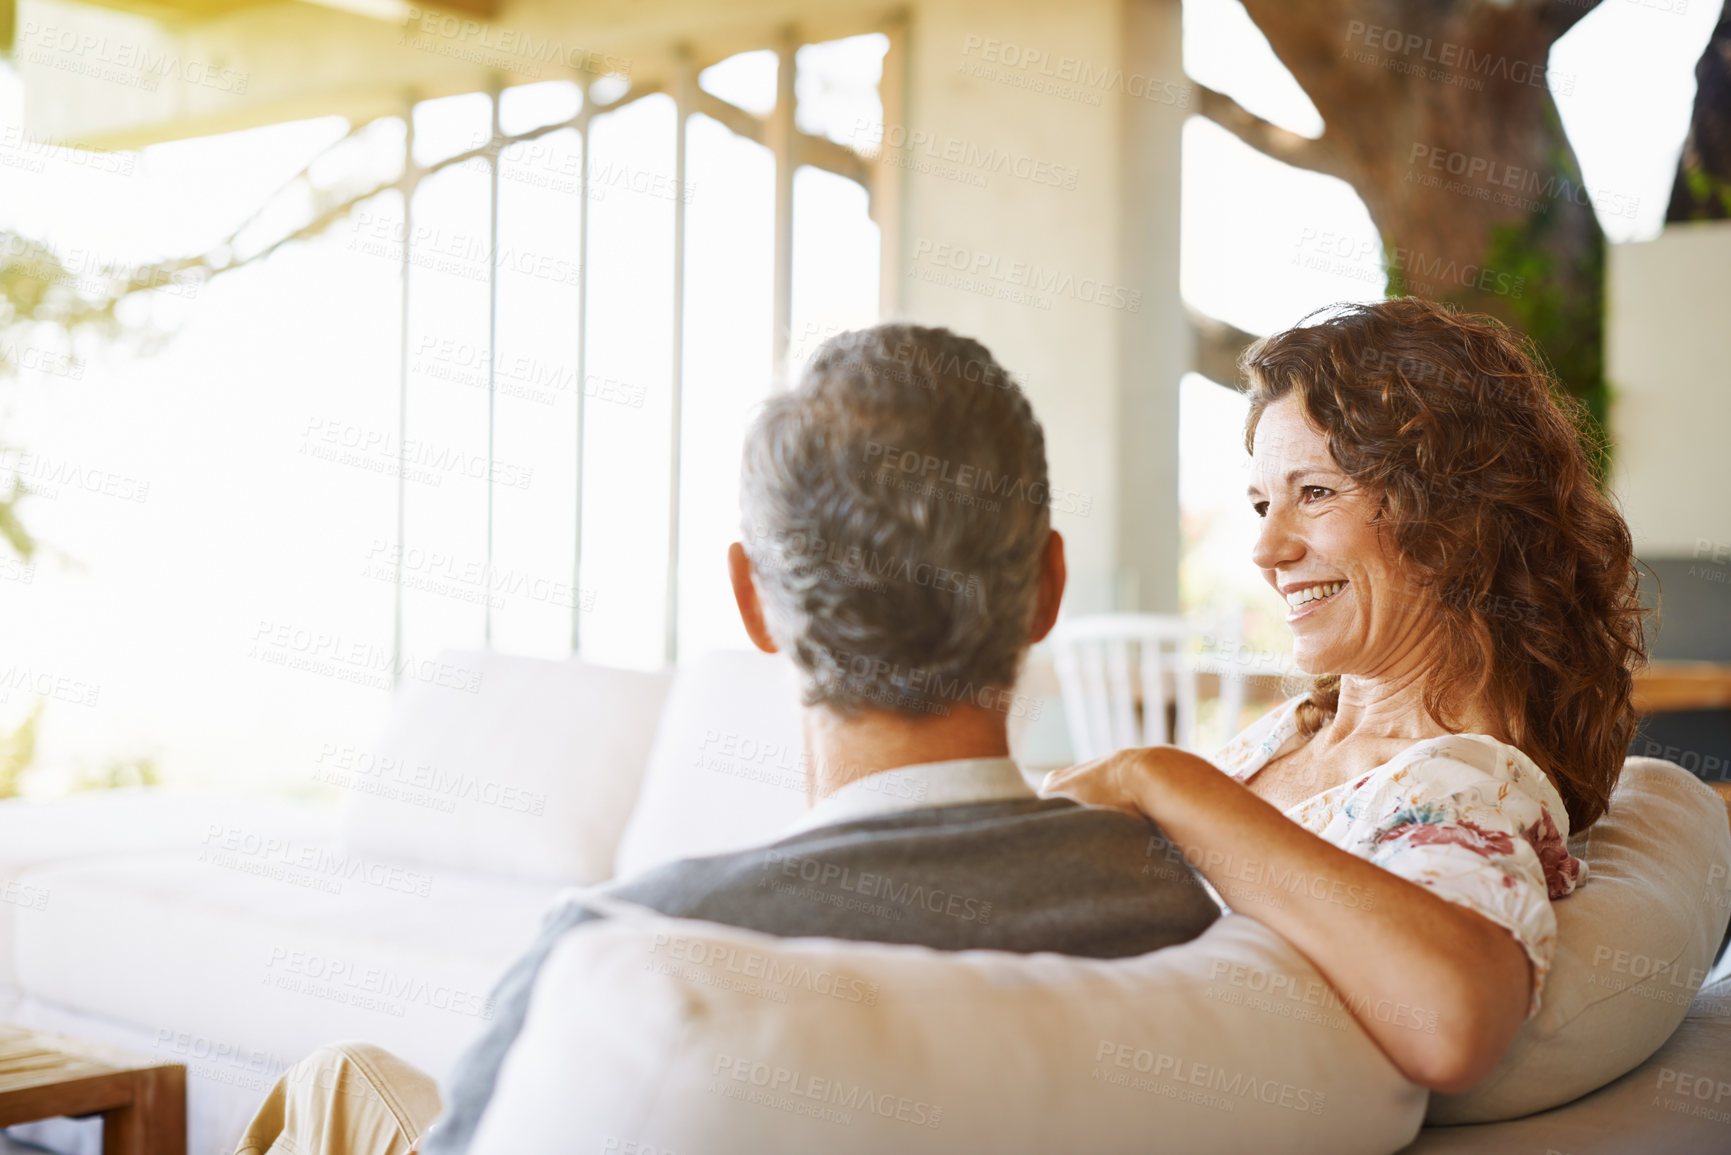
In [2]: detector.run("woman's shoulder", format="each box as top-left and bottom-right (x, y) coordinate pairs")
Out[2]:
(1340, 731), (1584, 898)
(1213, 697), (1306, 779)
(1380, 732), (1567, 815)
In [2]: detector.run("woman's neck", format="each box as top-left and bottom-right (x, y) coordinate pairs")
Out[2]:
(1324, 665), (1506, 750)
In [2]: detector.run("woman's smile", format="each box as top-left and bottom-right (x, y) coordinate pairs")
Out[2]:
(1282, 579), (1350, 622)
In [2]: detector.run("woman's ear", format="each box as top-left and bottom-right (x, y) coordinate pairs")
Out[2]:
(1028, 530), (1068, 645)
(728, 542), (779, 654)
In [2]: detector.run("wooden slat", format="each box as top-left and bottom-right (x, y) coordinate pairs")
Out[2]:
(1712, 782), (1731, 832)
(0, 1025), (185, 1152)
(1633, 662), (1731, 715)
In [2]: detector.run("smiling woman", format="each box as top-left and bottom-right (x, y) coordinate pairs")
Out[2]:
(1044, 297), (1650, 1095)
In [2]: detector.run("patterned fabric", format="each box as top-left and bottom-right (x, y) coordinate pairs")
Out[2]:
(1215, 697), (1586, 1019)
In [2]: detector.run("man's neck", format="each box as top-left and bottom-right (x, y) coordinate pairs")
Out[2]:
(802, 703), (1011, 805)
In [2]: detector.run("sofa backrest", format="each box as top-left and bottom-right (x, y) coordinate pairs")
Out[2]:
(340, 650), (672, 885)
(613, 648), (808, 878)
(471, 904), (1429, 1155)
(1427, 755), (1731, 1122)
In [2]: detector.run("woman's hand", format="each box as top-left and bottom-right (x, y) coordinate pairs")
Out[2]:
(1039, 750), (1154, 814)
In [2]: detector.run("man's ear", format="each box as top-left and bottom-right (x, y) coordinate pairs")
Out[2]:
(728, 542), (779, 654)
(1028, 529), (1067, 644)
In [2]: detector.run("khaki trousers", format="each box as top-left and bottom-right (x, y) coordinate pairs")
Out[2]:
(235, 1042), (442, 1155)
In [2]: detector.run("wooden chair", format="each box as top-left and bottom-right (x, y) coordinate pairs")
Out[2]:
(1049, 613), (1246, 759)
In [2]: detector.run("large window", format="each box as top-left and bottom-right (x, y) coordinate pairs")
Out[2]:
(0, 33), (888, 792)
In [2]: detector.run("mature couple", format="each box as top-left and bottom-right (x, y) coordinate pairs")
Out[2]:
(240, 299), (1645, 1154)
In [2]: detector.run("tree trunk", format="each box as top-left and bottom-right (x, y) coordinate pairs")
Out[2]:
(1667, 0), (1731, 220)
(1230, 1), (1610, 451)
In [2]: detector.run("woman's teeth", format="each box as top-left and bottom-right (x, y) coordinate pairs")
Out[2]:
(1286, 581), (1345, 609)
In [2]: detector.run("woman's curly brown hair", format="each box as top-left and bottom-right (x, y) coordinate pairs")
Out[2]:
(1242, 298), (1648, 831)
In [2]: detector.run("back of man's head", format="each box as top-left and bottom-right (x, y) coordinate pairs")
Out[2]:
(739, 324), (1050, 717)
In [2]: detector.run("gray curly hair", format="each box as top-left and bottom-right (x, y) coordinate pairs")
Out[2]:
(739, 324), (1050, 717)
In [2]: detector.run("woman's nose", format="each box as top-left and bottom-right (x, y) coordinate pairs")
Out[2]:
(1252, 507), (1303, 571)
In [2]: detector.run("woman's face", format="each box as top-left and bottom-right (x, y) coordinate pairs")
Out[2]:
(1247, 394), (1433, 679)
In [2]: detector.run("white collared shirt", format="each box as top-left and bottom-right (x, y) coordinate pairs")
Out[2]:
(782, 756), (1038, 836)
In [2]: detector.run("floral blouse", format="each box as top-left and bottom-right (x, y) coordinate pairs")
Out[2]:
(1214, 697), (1585, 1019)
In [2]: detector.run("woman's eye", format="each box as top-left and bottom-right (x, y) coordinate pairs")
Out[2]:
(1300, 486), (1333, 503)
(1251, 501), (1269, 518)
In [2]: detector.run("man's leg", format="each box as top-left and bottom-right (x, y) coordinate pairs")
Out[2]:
(234, 1042), (441, 1155)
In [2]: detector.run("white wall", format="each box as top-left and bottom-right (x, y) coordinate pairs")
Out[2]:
(1608, 220), (1731, 559)
(895, 0), (1187, 613)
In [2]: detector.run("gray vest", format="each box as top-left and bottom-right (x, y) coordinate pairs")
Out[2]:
(424, 798), (1219, 1154)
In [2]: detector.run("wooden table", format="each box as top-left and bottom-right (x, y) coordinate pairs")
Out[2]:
(0, 1025), (184, 1154)
(1633, 662), (1731, 715)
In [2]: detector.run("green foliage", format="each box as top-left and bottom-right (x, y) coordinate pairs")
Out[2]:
(0, 699), (44, 799)
(69, 755), (162, 793)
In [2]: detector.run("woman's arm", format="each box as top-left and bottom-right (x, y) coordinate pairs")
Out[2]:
(1043, 747), (1531, 1094)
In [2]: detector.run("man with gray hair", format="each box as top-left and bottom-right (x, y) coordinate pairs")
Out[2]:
(237, 324), (1218, 1155)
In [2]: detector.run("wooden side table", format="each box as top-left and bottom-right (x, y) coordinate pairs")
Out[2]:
(0, 1025), (185, 1155)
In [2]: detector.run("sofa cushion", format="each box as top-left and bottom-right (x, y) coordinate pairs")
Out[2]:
(1400, 975), (1731, 1153)
(11, 847), (559, 1079)
(612, 649), (808, 878)
(1427, 756), (1731, 1123)
(470, 906), (1428, 1155)
(341, 651), (672, 885)
(0, 790), (334, 989)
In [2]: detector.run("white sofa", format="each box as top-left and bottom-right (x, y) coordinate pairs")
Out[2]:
(0, 648), (1726, 1154)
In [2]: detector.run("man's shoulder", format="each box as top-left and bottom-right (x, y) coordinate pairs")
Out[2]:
(607, 798), (1185, 903)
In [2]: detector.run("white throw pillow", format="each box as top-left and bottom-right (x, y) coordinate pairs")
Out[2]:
(612, 649), (808, 878)
(339, 651), (671, 885)
(1426, 756), (1731, 1123)
(472, 907), (1428, 1155)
